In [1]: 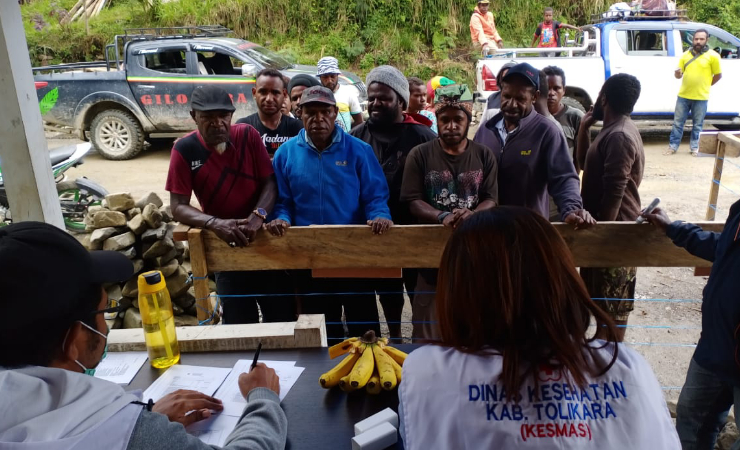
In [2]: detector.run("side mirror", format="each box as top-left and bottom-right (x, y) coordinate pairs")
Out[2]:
(241, 64), (257, 77)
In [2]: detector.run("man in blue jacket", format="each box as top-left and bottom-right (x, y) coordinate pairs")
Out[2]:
(642, 202), (740, 449)
(265, 85), (393, 339)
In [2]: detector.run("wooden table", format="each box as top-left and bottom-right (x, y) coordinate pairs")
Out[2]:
(128, 345), (418, 449)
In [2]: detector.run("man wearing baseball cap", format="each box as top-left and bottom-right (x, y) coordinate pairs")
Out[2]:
(316, 56), (364, 130)
(350, 65), (436, 340)
(473, 63), (595, 229)
(0, 222), (287, 449)
(266, 85), (392, 340)
(165, 85), (292, 325)
(470, 0), (504, 55)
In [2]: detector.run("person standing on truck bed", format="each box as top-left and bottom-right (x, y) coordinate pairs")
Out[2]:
(236, 69), (303, 157)
(666, 29), (722, 157)
(531, 7), (581, 57)
(166, 85), (294, 325)
(317, 57), (364, 131)
(543, 65), (584, 170)
(469, 0), (503, 55)
(472, 63), (594, 229)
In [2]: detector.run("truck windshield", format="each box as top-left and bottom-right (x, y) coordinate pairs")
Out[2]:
(240, 45), (292, 70)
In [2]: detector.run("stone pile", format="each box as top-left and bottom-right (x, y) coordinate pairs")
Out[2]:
(77, 192), (200, 329)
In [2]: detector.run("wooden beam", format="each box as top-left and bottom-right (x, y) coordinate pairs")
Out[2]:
(699, 131), (719, 155)
(187, 228), (211, 322)
(196, 222), (725, 271)
(718, 132), (740, 158)
(707, 142), (725, 221)
(173, 223), (190, 242)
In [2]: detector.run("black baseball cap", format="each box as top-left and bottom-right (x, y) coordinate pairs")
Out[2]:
(502, 63), (539, 89)
(0, 222), (133, 328)
(288, 74), (321, 93)
(191, 85), (236, 112)
(299, 86), (337, 106)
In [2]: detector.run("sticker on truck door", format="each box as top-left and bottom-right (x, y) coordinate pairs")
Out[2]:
(38, 86), (59, 115)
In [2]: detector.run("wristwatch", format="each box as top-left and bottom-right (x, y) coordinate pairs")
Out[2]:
(253, 208), (267, 220)
(437, 211), (452, 223)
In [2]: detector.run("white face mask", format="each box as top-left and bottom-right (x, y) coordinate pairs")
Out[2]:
(62, 321), (109, 376)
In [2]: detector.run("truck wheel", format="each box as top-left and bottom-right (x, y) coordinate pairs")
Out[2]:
(90, 110), (144, 160)
(562, 96), (587, 113)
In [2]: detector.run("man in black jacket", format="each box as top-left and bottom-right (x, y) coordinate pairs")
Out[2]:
(351, 65), (436, 341)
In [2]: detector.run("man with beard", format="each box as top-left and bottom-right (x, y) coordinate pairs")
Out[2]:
(265, 86), (392, 339)
(543, 65), (583, 170)
(351, 65), (436, 341)
(316, 57), (363, 130)
(400, 84), (498, 340)
(666, 29), (722, 156)
(166, 86), (292, 325)
(473, 63), (593, 227)
(577, 74), (644, 341)
(237, 69), (303, 156)
(480, 61), (517, 126)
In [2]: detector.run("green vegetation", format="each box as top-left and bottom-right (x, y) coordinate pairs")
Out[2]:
(21, 0), (740, 85)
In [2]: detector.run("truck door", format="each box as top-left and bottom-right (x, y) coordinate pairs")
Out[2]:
(128, 44), (195, 131)
(608, 26), (678, 114)
(188, 44), (257, 122)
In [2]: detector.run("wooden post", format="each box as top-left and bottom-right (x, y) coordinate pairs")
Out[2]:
(188, 228), (212, 322)
(706, 140), (725, 221)
(0, 3), (64, 228)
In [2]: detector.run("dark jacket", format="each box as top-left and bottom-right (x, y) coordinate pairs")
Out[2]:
(473, 109), (582, 220)
(668, 199), (740, 387)
(351, 116), (436, 224)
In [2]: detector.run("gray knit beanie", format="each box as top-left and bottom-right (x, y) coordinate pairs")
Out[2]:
(366, 65), (410, 108)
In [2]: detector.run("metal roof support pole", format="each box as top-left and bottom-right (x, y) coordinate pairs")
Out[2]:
(0, 2), (64, 228)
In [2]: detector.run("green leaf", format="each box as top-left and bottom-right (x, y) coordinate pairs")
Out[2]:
(39, 87), (58, 116)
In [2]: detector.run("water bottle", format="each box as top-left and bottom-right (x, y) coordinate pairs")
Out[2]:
(138, 271), (180, 369)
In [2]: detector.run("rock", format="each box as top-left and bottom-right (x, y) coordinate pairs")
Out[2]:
(142, 224), (167, 243)
(142, 203), (163, 229)
(183, 244), (190, 260)
(173, 291), (196, 310)
(101, 199), (108, 209)
(105, 193), (135, 212)
(90, 227), (124, 248)
(132, 298), (140, 310)
(174, 315), (199, 327)
(174, 239), (186, 256)
(185, 302), (198, 317)
(122, 278), (138, 298)
(172, 303), (185, 316)
(153, 248), (178, 267)
(75, 233), (92, 251)
(119, 246), (136, 259)
(158, 259), (179, 277)
(103, 232), (136, 252)
(128, 214), (148, 235)
(132, 259), (144, 274)
(166, 266), (191, 298)
(136, 192), (163, 209)
(106, 284), (123, 302)
(177, 255), (185, 265)
(106, 316), (123, 330)
(88, 205), (108, 215)
(143, 237), (175, 259)
(126, 207), (141, 220)
(123, 308), (142, 329)
(93, 211), (126, 228)
(160, 205), (173, 223)
(118, 297), (134, 310)
(717, 421), (739, 450)
(666, 400), (677, 419)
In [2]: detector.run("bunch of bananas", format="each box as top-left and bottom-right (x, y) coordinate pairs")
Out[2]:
(319, 330), (408, 394)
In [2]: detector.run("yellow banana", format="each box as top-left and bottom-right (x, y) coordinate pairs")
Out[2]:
(389, 356), (403, 383)
(319, 351), (360, 388)
(366, 370), (381, 395)
(372, 344), (397, 390)
(383, 346), (407, 366)
(339, 374), (355, 392)
(328, 337), (359, 359)
(349, 343), (375, 388)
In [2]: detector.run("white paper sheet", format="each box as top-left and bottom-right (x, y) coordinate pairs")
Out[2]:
(143, 365), (232, 402)
(94, 352), (148, 385)
(186, 413), (240, 446)
(215, 360), (305, 416)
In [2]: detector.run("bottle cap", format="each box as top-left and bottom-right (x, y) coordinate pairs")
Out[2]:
(138, 270), (166, 295)
(144, 271), (162, 285)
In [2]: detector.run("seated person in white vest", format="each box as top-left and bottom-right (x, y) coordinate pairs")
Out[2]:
(399, 207), (679, 449)
(0, 222), (287, 450)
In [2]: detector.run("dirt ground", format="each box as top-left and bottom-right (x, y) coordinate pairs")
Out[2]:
(47, 125), (740, 403)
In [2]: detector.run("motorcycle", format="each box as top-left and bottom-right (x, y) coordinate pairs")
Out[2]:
(0, 142), (108, 231)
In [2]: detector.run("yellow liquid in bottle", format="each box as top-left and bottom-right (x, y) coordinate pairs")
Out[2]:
(140, 291), (181, 369)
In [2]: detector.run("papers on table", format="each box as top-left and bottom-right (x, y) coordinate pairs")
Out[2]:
(143, 364), (232, 402)
(94, 352), (148, 385)
(186, 414), (240, 446)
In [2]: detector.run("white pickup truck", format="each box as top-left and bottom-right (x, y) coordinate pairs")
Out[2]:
(475, 13), (740, 129)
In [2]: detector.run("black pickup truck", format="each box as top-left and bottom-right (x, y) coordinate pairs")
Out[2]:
(33, 26), (368, 160)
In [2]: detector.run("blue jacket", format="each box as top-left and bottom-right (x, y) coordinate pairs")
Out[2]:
(272, 128), (391, 226)
(667, 199), (740, 386)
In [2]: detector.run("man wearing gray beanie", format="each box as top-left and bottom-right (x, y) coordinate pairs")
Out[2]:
(351, 64), (436, 341)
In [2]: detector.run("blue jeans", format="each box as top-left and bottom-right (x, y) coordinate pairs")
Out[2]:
(669, 97), (708, 152)
(676, 357), (740, 450)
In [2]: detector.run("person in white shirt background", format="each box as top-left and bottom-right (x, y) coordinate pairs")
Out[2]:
(399, 206), (679, 449)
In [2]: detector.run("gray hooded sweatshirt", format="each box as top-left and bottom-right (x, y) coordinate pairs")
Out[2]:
(0, 366), (287, 450)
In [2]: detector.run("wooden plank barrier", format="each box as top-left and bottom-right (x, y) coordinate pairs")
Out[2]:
(173, 222), (726, 321)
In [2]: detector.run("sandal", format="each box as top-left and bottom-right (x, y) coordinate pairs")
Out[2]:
(663, 149), (677, 156)
(690, 150), (699, 157)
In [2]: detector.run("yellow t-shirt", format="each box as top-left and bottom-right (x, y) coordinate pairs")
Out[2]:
(678, 49), (721, 101)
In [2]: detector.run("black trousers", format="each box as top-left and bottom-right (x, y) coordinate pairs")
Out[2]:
(214, 270), (297, 324)
(375, 269), (417, 341)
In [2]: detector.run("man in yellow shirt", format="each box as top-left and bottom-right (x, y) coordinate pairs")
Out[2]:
(469, 0), (503, 56)
(666, 29), (722, 156)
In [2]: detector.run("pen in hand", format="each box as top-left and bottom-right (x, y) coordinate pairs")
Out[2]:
(250, 342), (262, 371)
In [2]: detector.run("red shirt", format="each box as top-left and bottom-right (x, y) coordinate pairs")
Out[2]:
(165, 124), (273, 219)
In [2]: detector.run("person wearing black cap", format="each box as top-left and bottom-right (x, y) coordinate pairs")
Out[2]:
(473, 63), (594, 229)
(165, 85), (291, 325)
(0, 222), (287, 450)
(287, 74), (320, 120)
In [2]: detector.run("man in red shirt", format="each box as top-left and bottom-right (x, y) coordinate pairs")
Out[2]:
(165, 85), (288, 324)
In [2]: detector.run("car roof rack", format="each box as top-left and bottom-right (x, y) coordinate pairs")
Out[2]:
(591, 9), (688, 24)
